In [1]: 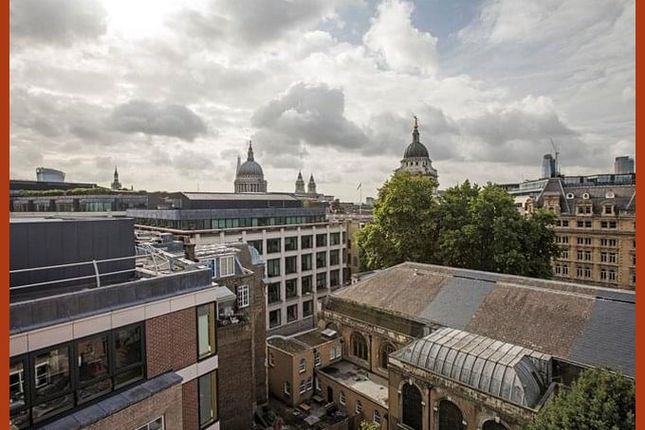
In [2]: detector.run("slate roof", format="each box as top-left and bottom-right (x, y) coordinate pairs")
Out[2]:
(393, 328), (551, 408)
(331, 262), (635, 376)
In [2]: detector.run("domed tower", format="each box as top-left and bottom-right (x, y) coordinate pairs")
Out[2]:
(111, 166), (122, 190)
(234, 141), (268, 193)
(397, 116), (438, 179)
(307, 174), (317, 195)
(295, 171), (306, 193)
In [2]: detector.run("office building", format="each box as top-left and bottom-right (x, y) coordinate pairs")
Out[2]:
(127, 192), (346, 336)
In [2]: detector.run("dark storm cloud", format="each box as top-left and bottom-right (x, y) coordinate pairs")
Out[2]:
(251, 82), (368, 154)
(10, 0), (107, 46)
(109, 100), (208, 141)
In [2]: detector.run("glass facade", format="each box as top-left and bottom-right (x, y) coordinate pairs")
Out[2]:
(197, 303), (217, 360)
(10, 323), (145, 428)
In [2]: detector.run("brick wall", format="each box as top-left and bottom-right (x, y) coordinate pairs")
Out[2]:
(182, 379), (199, 430)
(85, 383), (183, 430)
(218, 322), (255, 429)
(145, 307), (197, 378)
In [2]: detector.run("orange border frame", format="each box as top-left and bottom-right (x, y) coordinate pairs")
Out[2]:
(636, 0), (643, 428)
(1, 2), (641, 429)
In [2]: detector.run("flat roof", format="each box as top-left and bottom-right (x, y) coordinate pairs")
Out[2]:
(267, 336), (310, 354)
(319, 360), (389, 407)
(294, 329), (339, 348)
(181, 192), (299, 201)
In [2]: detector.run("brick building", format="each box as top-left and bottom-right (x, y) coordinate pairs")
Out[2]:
(267, 262), (634, 430)
(502, 168), (636, 290)
(9, 216), (265, 430)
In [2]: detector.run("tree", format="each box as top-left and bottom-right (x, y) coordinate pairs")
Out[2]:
(359, 420), (381, 430)
(526, 368), (635, 430)
(357, 171), (439, 270)
(357, 172), (560, 278)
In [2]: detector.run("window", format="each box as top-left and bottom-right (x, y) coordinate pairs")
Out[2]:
(562, 265), (569, 276)
(331, 345), (341, 361)
(316, 233), (327, 247)
(219, 255), (235, 277)
(299, 379), (307, 394)
(604, 205), (614, 214)
(197, 304), (217, 360)
(560, 249), (569, 259)
(136, 417), (164, 430)
(314, 349), (321, 367)
(557, 236), (569, 244)
(585, 221), (592, 228)
(577, 249), (584, 260)
(330, 250), (340, 266)
(299, 358), (307, 373)
(198, 371), (218, 428)
(268, 283), (281, 304)
(339, 391), (346, 405)
(577, 206), (591, 215)
(269, 310), (281, 328)
(600, 268), (608, 280)
(284, 381), (291, 396)
(287, 304), (298, 322)
(285, 236), (299, 251)
(609, 253), (617, 264)
(268, 353), (275, 367)
(267, 258), (281, 277)
(247, 239), (263, 254)
(330, 232), (341, 245)
(316, 272), (327, 290)
(330, 270), (340, 288)
(316, 251), (327, 268)
(584, 251), (592, 261)
(555, 265), (561, 275)
(267, 238), (281, 254)
(301, 254), (313, 271)
(374, 410), (382, 424)
(355, 400), (363, 414)
(10, 358), (27, 429)
(351, 332), (368, 360)
(237, 285), (250, 308)
(286, 279), (298, 299)
(609, 270), (617, 281)
(285, 256), (298, 274)
(302, 276), (313, 295)
(562, 220), (569, 227)
(113, 325), (145, 389)
(301, 235), (313, 249)
(303, 300), (314, 317)
(379, 342), (396, 369)
(601, 238), (618, 247)
(584, 267), (592, 278)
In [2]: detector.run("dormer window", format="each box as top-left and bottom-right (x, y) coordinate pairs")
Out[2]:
(604, 205), (614, 215)
(220, 255), (235, 277)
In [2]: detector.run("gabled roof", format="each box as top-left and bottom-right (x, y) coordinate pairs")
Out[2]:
(331, 262), (634, 376)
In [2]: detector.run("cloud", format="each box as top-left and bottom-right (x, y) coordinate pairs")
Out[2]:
(363, 0), (438, 75)
(109, 100), (208, 141)
(10, 0), (107, 46)
(251, 82), (368, 153)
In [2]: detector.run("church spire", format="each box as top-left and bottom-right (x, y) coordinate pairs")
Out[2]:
(295, 170), (305, 193)
(247, 140), (254, 161)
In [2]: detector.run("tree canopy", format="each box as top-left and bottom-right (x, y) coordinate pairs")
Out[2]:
(526, 368), (635, 430)
(356, 172), (560, 278)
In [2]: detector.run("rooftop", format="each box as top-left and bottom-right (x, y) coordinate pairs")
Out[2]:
(319, 361), (389, 407)
(393, 327), (551, 409)
(294, 328), (339, 348)
(267, 336), (310, 354)
(331, 262), (635, 376)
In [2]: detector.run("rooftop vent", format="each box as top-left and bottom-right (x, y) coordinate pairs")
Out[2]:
(321, 328), (338, 338)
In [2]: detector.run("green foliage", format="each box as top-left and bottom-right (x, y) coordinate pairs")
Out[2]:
(359, 420), (381, 430)
(357, 172), (560, 278)
(527, 368), (635, 430)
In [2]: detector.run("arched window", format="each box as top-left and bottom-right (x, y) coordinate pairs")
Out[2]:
(483, 421), (508, 430)
(351, 332), (368, 360)
(402, 383), (422, 430)
(379, 342), (396, 369)
(438, 400), (464, 430)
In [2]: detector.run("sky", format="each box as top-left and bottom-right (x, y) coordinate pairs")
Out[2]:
(10, 0), (634, 201)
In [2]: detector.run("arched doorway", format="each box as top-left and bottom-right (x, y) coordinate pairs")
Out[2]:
(482, 421), (508, 430)
(438, 400), (464, 430)
(401, 383), (422, 430)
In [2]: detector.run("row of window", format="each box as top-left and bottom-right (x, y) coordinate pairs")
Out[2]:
(556, 237), (621, 248)
(555, 264), (619, 282)
(135, 216), (327, 231)
(269, 301), (315, 328)
(248, 233), (342, 255)
(266, 254), (342, 278)
(10, 324), (146, 428)
(267, 272), (339, 305)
